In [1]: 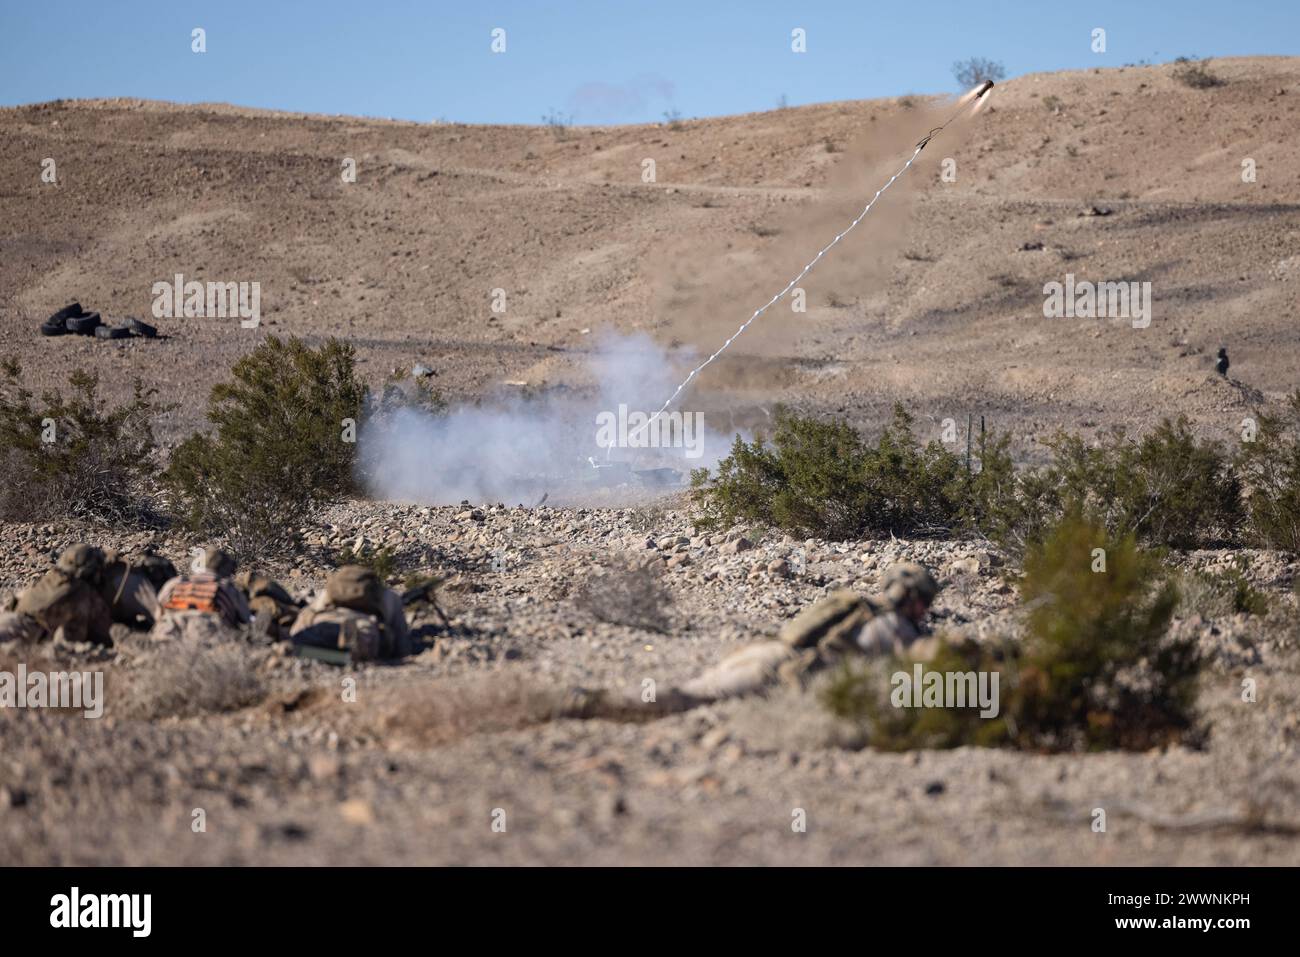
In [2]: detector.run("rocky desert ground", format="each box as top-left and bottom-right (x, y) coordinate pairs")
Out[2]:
(2, 57), (1299, 865)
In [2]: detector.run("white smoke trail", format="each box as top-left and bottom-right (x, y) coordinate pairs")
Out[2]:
(624, 143), (925, 447)
(628, 83), (993, 446)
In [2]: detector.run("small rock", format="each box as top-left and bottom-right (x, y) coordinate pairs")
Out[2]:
(947, 557), (981, 577)
(721, 537), (753, 555)
(307, 754), (341, 781)
(338, 799), (374, 825)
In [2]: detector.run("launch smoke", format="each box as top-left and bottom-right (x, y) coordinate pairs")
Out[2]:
(358, 332), (738, 505)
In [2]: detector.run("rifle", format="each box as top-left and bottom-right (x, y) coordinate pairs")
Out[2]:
(400, 577), (451, 627)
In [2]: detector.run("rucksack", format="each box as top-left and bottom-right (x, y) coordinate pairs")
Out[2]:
(135, 554), (180, 590)
(291, 606), (384, 662)
(162, 577), (222, 614)
(778, 589), (879, 651)
(324, 565), (384, 617)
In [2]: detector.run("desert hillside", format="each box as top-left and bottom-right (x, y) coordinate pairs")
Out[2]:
(2, 57), (1298, 452)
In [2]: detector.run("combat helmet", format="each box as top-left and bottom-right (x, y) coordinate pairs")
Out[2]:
(199, 546), (238, 578)
(55, 544), (106, 582)
(881, 561), (940, 607)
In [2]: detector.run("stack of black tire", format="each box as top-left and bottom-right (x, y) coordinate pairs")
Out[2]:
(40, 303), (156, 340)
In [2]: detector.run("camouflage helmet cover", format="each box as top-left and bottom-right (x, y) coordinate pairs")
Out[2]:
(56, 544), (106, 581)
(202, 547), (238, 578)
(881, 561), (940, 606)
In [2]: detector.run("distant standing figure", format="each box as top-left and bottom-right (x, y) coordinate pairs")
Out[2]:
(1216, 347), (1230, 377)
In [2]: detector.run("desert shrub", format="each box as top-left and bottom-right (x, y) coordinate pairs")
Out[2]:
(542, 108), (572, 139)
(1176, 559), (1270, 619)
(822, 638), (1013, 750)
(953, 57), (1006, 89)
(1171, 57), (1224, 89)
(163, 336), (365, 557)
(0, 359), (167, 524)
(336, 543), (399, 583)
(1129, 418), (1242, 546)
(374, 367), (447, 415)
(691, 405), (967, 539)
(575, 559), (673, 633)
(351, 372), (447, 495)
(960, 426), (1019, 539)
(1222, 561), (1270, 615)
(825, 514), (1202, 752)
(694, 405), (1244, 554)
(986, 417), (1240, 554)
(1009, 513), (1199, 750)
(1236, 391), (1300, 552)
(1173, 569), (1231, 620)
(867, 406), (969, 533)
(121, 642), (268, 719)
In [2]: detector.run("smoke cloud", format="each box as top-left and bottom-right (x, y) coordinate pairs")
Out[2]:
(358, 331), (742, 506)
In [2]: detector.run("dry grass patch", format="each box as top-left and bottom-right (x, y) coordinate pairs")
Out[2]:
(119, 641), (268, 719)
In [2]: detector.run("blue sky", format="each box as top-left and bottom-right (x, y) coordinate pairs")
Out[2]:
(2, 1), (1297, 125)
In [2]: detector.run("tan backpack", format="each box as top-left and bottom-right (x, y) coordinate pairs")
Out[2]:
(778, 589), (881, 655)
(324, 565), (384, 617)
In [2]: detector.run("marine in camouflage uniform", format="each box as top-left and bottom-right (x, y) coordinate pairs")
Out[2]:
(152, 547), (252, 641)
(236, 569), (303, 641)
(13, 544), (115, 645)
(675, 561), (942, 703)
(100, 548), (168, 628)
(290, 565), (411, 662)
(563, 562), (941, 719)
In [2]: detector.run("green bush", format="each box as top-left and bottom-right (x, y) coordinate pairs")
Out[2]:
(821, 638), (1013, 751)
(692, 407), (1240, 553)
(825, 514), (1202, 752)
(960, 426), (1020, 541)
(982, 417), (1240, 554)
(691, 404), (967, 539)
(164, 336), (366, 557)
(1177, 559), (1270, 618)
(1236, 392), (1300, 552)
(336, 543), (399, 583)
(1130, 418), (1242, 546)
(1009, 513), (1199, 750)
(0, 359), (167, 524)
